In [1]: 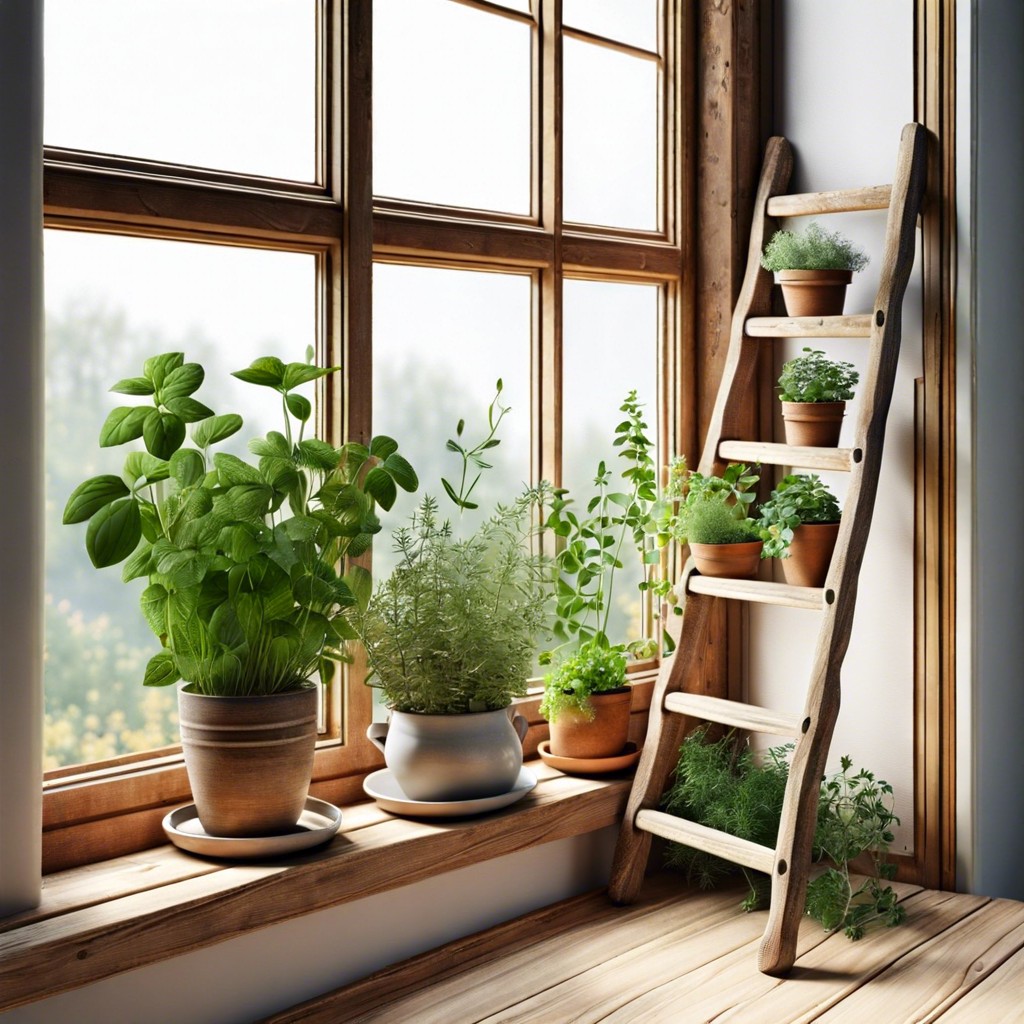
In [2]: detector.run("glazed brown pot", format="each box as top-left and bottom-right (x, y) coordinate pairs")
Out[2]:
(178, 683), (318, 837)
(781, 521), (841, 588)
(781, 400), (846, 447)
(776, 269), (853, 317)
(548, 686), (632, 760)
(690, 540), (764, 580)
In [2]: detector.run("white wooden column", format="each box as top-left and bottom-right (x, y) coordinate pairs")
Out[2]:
(0, 0), (44, 914)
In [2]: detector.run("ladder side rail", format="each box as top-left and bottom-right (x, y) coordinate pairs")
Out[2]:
(757, 122), (929, 975)
(697, 135), (794, 476)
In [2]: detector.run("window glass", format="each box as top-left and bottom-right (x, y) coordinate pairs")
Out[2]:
(44, 230), (315, 770)
(562, 278), (659, 646)
(371, 263), (532, 558)
(563, 0), (658, 51)
(374, 0), (532, 213)
(563, 38), (658, 230)
(44, 0), (316, 181)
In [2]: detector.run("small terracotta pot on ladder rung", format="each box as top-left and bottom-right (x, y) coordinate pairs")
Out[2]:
(690, 540), (764, 580)
(781, 521), (841, 588)
(776, 269), (853, 317)
(781, 401), (846, 448)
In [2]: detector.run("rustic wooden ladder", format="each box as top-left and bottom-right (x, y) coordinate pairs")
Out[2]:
(607, 122), (927, 976)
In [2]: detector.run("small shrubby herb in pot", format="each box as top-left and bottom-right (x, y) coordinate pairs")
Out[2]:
(758, 473), (842, 588)
(359, 382), (555, 802)
(63, 351), (417, 836)
(668, 462), (765, 580)
(778, 347), (860, 448)
(760, 222), (870, 317)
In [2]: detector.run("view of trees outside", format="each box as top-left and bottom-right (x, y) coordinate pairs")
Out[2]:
(43, 231), (314, 769)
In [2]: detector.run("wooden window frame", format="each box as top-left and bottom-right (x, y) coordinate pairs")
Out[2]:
(39, 0), (698, 872)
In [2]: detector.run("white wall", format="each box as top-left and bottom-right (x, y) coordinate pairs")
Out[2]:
(750, 0), (919, 853)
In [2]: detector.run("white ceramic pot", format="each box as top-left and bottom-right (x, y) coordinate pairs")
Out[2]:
(367, 707), (529, 802)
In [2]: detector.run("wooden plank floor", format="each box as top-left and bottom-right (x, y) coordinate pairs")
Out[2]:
(264, 872), (1024, 1024)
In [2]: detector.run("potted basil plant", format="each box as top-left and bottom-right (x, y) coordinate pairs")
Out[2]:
(760, 221), (870, 317)
(63, 352), (417, 837)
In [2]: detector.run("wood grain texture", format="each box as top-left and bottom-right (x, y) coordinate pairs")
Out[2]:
(765, 184), (893, 217)
(745, 313), (873, 337)
(635, 811), (775, 874)
(717, 439), (858, 472)
(663, 693), (803, 736)
(0, 769), (629, 1012)
(249, 875), (1024, 1024)
(686, 575), (829, 611)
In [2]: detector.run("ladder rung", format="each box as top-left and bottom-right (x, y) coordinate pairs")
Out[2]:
(687, 575), (832, 611)
(718, 440), (860, 472)
(745, 314), (872, 338)
(636, 810), (776, 875)
(664, 692), (804, 737)
(766, 184), (892, 218)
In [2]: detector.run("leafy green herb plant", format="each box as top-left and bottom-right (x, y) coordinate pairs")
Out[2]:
(758, 474), (841, 559)
(539, 392), (667, 721)
(358, 382), (554, 715)
(63, 352), (417, 697)
(665, 461), (763, 546)
(760, 222), (870, 273)
(778, 348), (860, 404)
(663, 729), (905, 939)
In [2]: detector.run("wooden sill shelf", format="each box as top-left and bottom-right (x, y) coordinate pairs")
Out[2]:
(0, 761), (630, 1013)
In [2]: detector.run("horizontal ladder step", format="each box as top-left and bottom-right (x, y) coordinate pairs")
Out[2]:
(745, 314), (873, 338)
(718, 440), (860, 471)
(663, 692), (804, 737)
(766, 184), (892, 217)
(635, 810), (776, 875)
(687, 575), (832, 610)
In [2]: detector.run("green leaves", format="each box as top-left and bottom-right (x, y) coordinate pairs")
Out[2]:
(778, 348), (860, 404)
(63, 475), (130, 524)
(85, 497), (142, 568)
(65, 350), (417, 697)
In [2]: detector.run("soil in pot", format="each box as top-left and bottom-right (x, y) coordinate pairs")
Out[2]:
(781, 401), (846, 447)
(781, 521), (841, 588)
(178, 683), (318, 838)
(776, 269), (853, 317)
(690, 540), (764, 580)
(548, 687), (632, 760)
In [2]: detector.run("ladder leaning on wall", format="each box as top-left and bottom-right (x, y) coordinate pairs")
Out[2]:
(607, 122), (927, 976)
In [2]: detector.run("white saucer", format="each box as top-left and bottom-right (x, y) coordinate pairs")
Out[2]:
(162, 797), (342, 859)
(363, 767), (537, 818)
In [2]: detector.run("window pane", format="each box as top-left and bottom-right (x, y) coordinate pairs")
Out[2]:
(564, 0), (658, 51)
(374, 0), (531, 214)
(564, 39), (658, 230)
(44, 231), (316, 770)
(371, 264), (532, 555)
(44, 0), (316, 181)
(562, 279), (659, 646)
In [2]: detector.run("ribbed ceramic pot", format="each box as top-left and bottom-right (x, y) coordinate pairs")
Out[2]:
(547, 687), (632, 760)
(178, 682), (318, 838)
(690, 540), (764, 580)
(781, 401), (846, 447)
(781, 521), (841, 588)
(777, 269), (853, 317)
(367, 708), (528, 802)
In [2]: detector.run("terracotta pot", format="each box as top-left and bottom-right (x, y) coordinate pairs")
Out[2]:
(781, 400), (846, 447)
(781, 521), (841, 588)
(366, 707), (528, 802)
(690, 540), (764, 580)
(178, 683), (318, 838)
(776, 269), (853, 317)
(548, 686), (632, 760)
